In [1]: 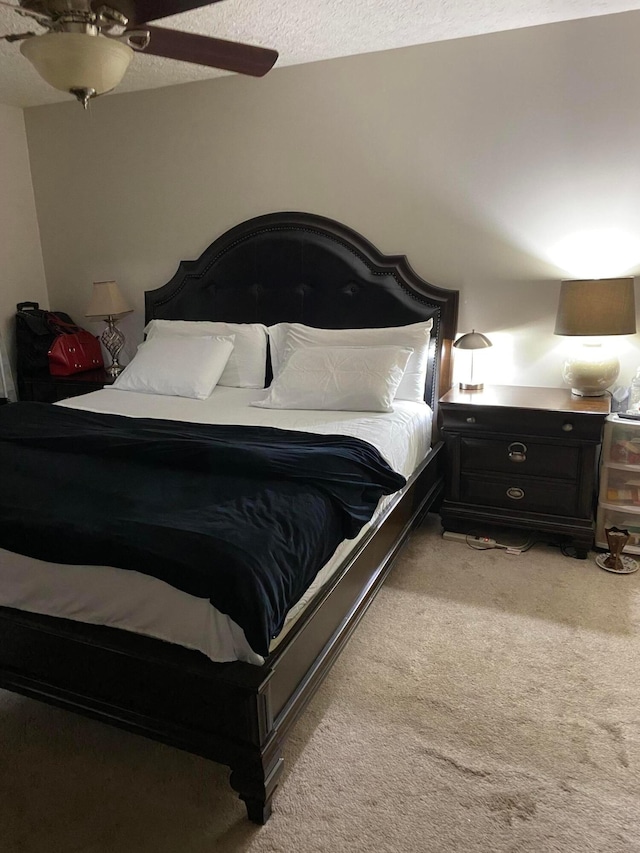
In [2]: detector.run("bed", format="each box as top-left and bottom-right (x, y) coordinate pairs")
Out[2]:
(0, 211), (458, 823)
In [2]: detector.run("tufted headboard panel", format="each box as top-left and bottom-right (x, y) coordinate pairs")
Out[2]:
(145, 212), (458, 411)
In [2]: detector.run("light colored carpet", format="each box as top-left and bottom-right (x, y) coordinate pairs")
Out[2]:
(2, 514), (640, 852)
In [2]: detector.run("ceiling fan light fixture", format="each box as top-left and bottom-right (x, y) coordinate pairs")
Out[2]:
(20, 32), (133, 104)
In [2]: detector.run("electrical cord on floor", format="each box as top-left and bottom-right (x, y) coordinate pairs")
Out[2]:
(506, 538), (537, 554)
(479, 537), (583, 558)
(442, 530), (580, 557)
(463, 539), (497, 551)
(443, 533), (536, 554)
(549, 541), (582, 559)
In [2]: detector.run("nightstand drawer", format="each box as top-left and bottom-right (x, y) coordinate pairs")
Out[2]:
(461, 474), (578, 516)
(441, 406), (602, 441)
(460, 437), (579, 480)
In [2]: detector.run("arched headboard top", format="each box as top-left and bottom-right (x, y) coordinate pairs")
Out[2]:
(145, 212), (459, 409)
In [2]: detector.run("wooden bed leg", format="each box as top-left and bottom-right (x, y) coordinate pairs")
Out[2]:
(229, 749), (284, 824)
(241, 793), (274, 825)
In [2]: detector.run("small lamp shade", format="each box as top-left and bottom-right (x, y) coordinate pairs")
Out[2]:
(85, 281), (132, 319)
(554, 277), (637, 397)
(453, 331), (493, 351)
(453, 329), (493, 390)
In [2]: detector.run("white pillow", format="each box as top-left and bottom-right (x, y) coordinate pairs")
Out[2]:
(144, 320), (268, 388)
(252, 345), (413, 412)
(111, 335), (235, 399)
(267, 320), (433, 403)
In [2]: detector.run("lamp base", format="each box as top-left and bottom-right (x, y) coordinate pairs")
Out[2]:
(100, 316), (126, 378)
(570, 388), (608, 398)
(561, 342), (619, 397)
(104, 361), (125, 377)
(459, 382), (484, 391)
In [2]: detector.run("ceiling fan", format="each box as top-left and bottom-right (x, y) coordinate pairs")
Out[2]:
(0, 0), (278, 107)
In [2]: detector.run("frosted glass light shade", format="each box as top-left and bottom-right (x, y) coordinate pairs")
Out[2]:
(20, 33), (133, 96)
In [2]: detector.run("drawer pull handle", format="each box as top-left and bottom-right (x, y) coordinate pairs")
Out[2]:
(506, 487), (525, 500)
(466, 416), (476, 424)
(562, 422), (574, 432)
(507, 441), (527, 462)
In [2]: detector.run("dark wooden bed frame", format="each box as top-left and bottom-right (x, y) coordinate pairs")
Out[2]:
(0, 212), (458, 823)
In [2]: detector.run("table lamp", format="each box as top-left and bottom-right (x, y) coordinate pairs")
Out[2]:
(85, 280), (133, 376)
(554, 277), (636, 396)
(453, 330), (493, 391)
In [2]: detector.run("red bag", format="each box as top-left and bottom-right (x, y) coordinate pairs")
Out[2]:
(47, 317), (104, 376)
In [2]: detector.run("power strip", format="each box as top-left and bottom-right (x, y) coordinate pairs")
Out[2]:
(441, 530), (525, 554)
(442, 531), (497, 547)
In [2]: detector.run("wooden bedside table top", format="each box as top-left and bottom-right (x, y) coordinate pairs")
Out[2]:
(22, 368), (115, 385)
(18, 368), (116, 402)
(51, 368), (115, 386)
(439, 385), (611, 416)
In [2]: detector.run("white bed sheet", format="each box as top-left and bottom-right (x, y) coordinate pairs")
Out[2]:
(0, 387), (432, 665)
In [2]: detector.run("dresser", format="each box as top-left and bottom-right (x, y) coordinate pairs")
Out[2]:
(438, 385), (610, 558)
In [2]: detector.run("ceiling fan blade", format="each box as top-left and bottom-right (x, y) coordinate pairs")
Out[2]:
(0, 0), (50, 24)
(97, 0), (227, 25)
(140, 25), (278, 76)
(1, 30), (37, 40)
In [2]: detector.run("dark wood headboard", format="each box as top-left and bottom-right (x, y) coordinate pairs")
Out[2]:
(145, 212), (459, 410)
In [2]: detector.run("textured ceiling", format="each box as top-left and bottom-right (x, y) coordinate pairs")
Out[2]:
(1, 0), (640, 108)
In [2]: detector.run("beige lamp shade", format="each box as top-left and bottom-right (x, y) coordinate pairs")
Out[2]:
(86, 281), (133, 319)
(21, 34), (133, 97)
(554, 278), (636, 336)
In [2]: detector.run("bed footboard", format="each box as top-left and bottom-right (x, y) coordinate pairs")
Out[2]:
(0, 444), (443, 823)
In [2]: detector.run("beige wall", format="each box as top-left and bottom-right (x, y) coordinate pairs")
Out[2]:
(0, 103), (47, 386)
(22, 10), (640, 388)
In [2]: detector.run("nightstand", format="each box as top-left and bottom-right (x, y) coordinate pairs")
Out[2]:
(438, 385), (611, 558)
(19, 368), (115, 403)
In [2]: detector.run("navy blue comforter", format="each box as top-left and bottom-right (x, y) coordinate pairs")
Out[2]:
(0, 402), (406, 656)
